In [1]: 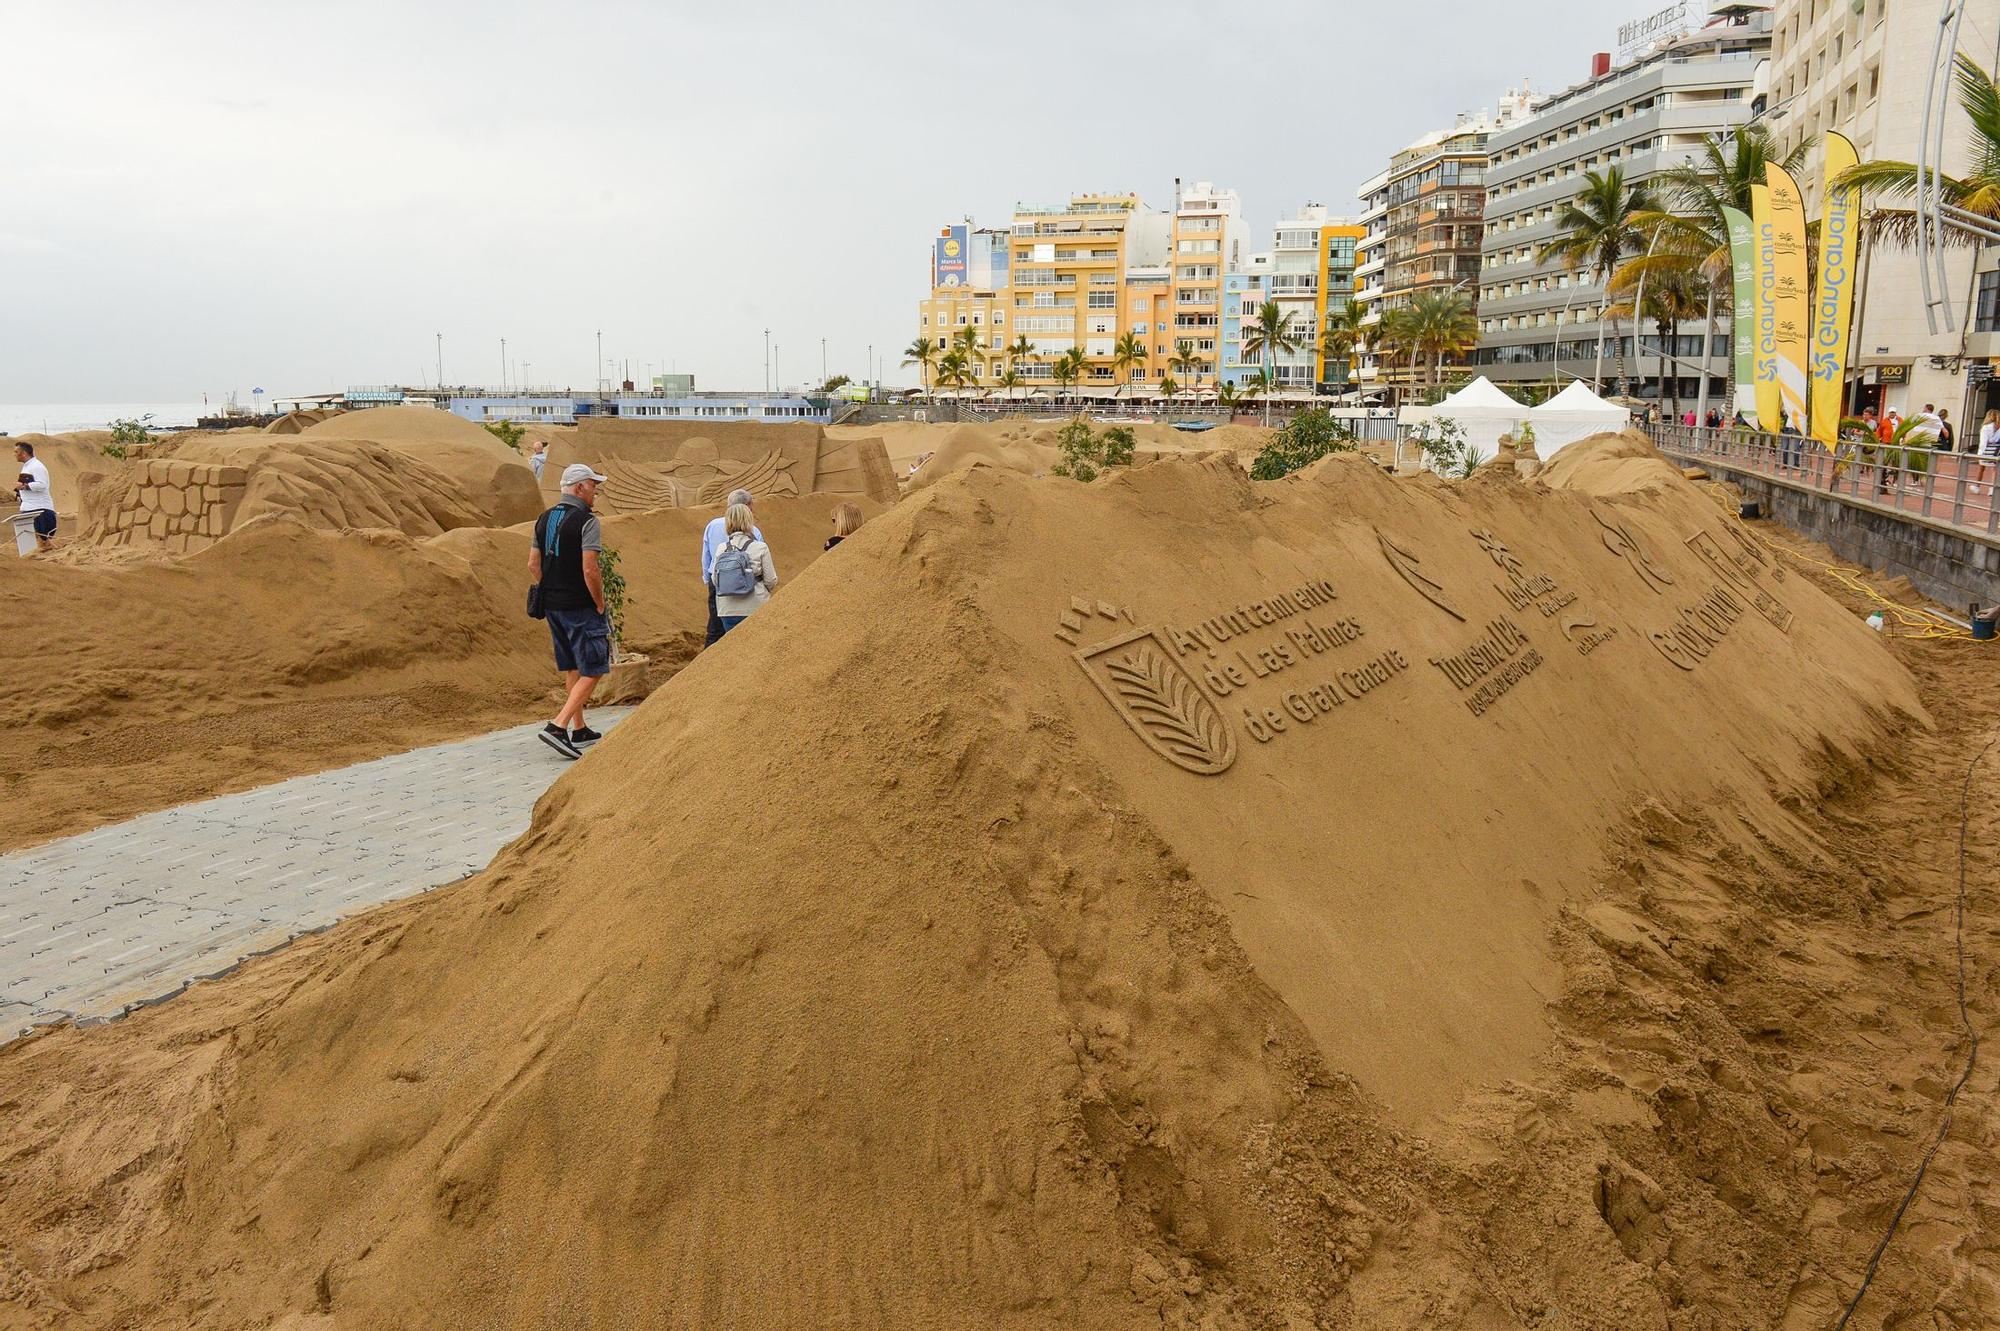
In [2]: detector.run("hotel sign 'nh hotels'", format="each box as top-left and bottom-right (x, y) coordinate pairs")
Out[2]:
(1617, 0), (1699, 63)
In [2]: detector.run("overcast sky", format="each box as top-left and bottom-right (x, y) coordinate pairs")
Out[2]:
(3, 0), (1624, 401)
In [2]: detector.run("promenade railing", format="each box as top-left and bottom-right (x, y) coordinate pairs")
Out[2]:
(1647, 423), (2000, 538)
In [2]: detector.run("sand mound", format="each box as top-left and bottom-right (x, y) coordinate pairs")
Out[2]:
(0, 494), (870, 848)
(907, 423), (1059, 488)
(298, 406), (543, 526)
(0, 444), (1932, 1327)
(1536, 427), (1690, 495)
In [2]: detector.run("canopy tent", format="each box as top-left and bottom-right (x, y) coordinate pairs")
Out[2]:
(1529, 380), (1631, 456)
(1400, 376), (1529, 465)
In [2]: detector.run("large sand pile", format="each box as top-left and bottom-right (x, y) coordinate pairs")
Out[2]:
(299, 405), (544, 526)
(73, 410), (545, 549)
(1, 438), (1948, 1328)
(892, 417), (1279, 490)
(0, 495), (867, 848)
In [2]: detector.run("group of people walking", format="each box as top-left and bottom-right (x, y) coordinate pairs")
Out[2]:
(529, 463), (864, 759)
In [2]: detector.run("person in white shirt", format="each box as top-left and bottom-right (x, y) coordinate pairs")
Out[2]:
(13, 442), (54, 549)
(1978, 411), (2000, 494)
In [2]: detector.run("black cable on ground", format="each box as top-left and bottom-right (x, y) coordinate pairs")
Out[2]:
(1835, 731), (1997, 1328)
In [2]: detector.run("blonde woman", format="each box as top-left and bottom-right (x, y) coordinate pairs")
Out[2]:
(1977, 410), (2000, 495)
(825, 502), (864, 550)
(708, 503), (778, 634)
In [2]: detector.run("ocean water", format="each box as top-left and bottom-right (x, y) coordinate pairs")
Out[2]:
(0, 403), (211, 437)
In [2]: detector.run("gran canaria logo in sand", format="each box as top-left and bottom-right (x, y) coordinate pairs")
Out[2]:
(1058, 598), (1237, 776)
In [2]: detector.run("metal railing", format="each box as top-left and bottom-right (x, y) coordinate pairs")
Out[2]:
(1647, 423), (2000, 537)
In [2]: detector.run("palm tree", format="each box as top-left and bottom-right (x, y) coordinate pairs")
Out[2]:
(1217, 381), (1240, 411)
(1617, 124), (1808, 421)
(1051, 347), (1086, 403)
(1537, 166), (1659, 392)
(950, 325), (985, 393)
(1609, 261), (1707, 420)
(1839, 53), (2000, 243)
(1244, 370), (1272, 415)
(1158, 374), (1181, 404)
(1006, 335), (1035, 369)
(1111, 331), (1148, 398)
(1403, 288), (1480, 392)
(1320, 298), (1369, 393)
(1168, 339), (1204, 395)
(994, 368), (1024, 400)
(935, 348), (971, 398)
(902, 336), (939, 399)
(1241, 300), (1306, 425)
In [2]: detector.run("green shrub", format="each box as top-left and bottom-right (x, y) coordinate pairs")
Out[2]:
(105, 414), (154, 459)
(1052, 417), (1135, 482)
(484, 419), (525, 452)
(599, 545), (628, 654)
(1249, 409), (1357, 480)
(1413, 417), (1479, 478)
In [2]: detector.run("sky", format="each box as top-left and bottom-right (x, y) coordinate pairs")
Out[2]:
(2, 0), (1624, 401)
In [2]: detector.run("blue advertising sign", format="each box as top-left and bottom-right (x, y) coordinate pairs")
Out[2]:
(934, 225), (967, 288)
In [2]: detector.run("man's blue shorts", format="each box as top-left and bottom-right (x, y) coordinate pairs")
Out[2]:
(31, 510), (54, 538)
(546, 607), (611, 678)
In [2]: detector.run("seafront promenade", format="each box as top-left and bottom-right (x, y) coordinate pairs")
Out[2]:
(0, 709), (631, 1040)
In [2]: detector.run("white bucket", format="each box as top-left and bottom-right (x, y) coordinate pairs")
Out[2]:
(11, 512), (40, 556)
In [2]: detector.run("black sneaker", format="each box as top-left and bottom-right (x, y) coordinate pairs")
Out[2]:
(569, 726), (603, 746)
(538, 723), (581, 759)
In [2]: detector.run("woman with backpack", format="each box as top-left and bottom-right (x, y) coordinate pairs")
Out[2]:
(708, 503), (778, 634)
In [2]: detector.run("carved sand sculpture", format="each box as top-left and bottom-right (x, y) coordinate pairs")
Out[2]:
(6, 433), (1979, 1329)
(539, 418), (898, 514)
(76, 406), (543, 551)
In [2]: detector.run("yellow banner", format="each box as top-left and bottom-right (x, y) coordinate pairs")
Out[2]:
(1811, 132), (1861, 445)
(1751, 183), (1780, 435)
(1768, 165), (1811, 435)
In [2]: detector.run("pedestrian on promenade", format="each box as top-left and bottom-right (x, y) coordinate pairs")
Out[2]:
(529, 462), (612, 760)
(1978, 411), (2000, 495)
(1879, 409), (1901, 444)
(1779, 411), (1804, 472)
(701, 488), (761, 647)
(1911, 403), (1943, 448)
(1683, 407), (1697, 427)
(1939, 408), (1956, 452)
(13, 442), (53, 550)
(825, 502), (864, 551)
(530, 440), (548, 483)
(708, 503), (778, 636)
(1705, 407), (1721, 429)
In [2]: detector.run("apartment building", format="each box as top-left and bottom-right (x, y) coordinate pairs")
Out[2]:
(917, 194), (1170, 394)
(1473, 8), (1771, 400)
(918, 225), (1013, 381)
(1768, 0), (2000, 422)
(1355, 91), (1538, 393)
(1164, 181), (1244, 393)
(1217, 212), (1364, 392)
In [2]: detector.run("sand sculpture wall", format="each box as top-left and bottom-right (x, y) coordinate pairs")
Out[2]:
(544, 419), (898, 514)
(86, 458), (250, 552)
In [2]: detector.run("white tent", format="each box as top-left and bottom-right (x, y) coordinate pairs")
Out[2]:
(1401, 376), (1528, 465)
(1530, 380), (1631, 457)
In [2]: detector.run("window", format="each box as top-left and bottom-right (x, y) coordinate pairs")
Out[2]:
(1977, 270), (2000, 332)
(1088, 291), (1116, 309)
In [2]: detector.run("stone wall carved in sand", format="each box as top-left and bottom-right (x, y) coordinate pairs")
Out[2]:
(86, 458), (250, 553)
(542, 419), (897, 514)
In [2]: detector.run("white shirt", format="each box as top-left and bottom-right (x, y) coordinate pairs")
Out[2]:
(14, 457), (52, 513)
(1983, 423), (2000, 454)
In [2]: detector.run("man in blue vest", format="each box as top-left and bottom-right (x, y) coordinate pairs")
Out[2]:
(529, 462), (611, 759)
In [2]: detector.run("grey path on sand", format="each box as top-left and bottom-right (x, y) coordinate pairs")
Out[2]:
(0, 708), (633, 1042)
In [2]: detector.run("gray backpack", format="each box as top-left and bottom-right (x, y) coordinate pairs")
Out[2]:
(712, 534), (759, 597)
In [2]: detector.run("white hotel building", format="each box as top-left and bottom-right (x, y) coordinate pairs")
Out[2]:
(1472, 4), (1773, 402)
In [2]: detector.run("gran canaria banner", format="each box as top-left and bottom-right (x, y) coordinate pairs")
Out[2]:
(1767, 164), (1811, 435)
(1811, 132), (1861, 445)
(1750, 183), (1781, 435)
(1723, 204), (1756, 423)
